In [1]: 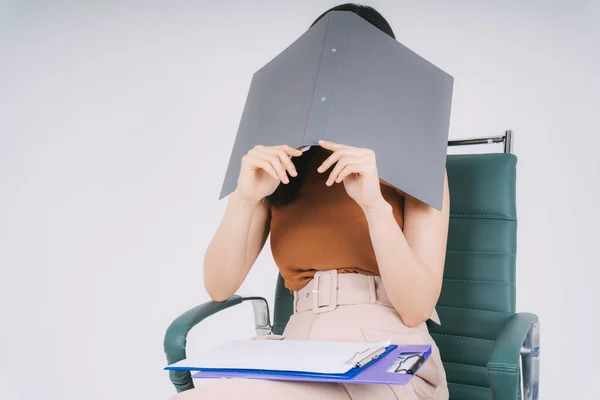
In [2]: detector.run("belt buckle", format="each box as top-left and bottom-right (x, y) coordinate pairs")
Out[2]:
(312, 270), (338, 314)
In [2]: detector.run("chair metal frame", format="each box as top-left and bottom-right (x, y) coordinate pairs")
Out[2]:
(181, 129), (539, 399)
(520, 319), (540, 400)
(448, 129), (514, 154)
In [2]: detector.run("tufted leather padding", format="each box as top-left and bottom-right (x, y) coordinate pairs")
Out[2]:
(272, 153), (519, 399)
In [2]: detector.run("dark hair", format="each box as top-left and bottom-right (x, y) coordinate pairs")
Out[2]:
(266, 3), (396, 207)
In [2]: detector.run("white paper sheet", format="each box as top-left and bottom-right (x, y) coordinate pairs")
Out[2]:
(168, 339), (390, 374)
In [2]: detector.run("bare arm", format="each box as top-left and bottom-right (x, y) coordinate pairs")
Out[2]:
(316, 140), (450, 327)
(203, 191), (271, 302)
(363, 171), (450, 327)
(203, 144), (302, 302)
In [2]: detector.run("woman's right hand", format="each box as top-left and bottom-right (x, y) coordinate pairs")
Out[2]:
(235, 144), (303, 204)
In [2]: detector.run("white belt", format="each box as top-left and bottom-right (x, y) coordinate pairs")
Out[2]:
(292, 269), (441, 325)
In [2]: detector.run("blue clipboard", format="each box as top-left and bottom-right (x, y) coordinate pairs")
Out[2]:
(166, 344), (432, 385)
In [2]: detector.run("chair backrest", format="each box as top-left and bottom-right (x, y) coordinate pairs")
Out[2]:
(428, 153), (517, 400)
(272, 152), (518, 400)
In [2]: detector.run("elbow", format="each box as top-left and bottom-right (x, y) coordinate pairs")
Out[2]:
(204, 281), (235, 303)
(389, 296), (430, 328)
(401, 315), (427, 328)
(208, 292), (232, 303)
(203, 251), (245, 302)
(203, 261), (238, 303)
(399, 307), (433, 328)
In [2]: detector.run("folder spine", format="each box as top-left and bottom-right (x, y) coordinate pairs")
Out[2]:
(302, 12), (351, 146)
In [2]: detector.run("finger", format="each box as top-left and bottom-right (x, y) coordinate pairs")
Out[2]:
(245, 156), (279, 181)
(249, 148), (288, 183)
(278, 145), (303, 157)
(317, 149), (349, 173)
(318, 148), (361, 173)
(335, 164), (364, 183)
(258, 147), (298, 177)
(277, 150), (298, 177)
(268, 155), (289, 184)
(318, 140), (346, 151)
(257, 147), (289, 183)
(254, 144), (302, 158)
(326, 156), (368, 186)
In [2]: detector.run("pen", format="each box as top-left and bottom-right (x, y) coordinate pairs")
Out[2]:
(355, 347), (387, 368)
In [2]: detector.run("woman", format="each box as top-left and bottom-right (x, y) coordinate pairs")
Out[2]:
(175, 3), (450, 399)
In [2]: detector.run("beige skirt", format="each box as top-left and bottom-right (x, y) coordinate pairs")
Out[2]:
(170, 271), (449, 400)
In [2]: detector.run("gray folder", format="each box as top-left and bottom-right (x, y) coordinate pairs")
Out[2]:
(219, 10), (453, 210)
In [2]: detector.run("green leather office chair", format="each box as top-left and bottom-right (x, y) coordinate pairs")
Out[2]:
(164, 130), (540, 400)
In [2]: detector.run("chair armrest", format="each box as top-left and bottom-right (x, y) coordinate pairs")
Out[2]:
(164, 296), (244, 392)
(164, 296), (244, 363)
(164, 295), (273, 393)
(487, 312), (540, 400)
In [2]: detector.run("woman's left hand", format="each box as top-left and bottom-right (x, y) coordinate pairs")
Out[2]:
(317, 140), (386, 210)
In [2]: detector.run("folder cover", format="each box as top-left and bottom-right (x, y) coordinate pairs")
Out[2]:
(219, 10), (453, 210)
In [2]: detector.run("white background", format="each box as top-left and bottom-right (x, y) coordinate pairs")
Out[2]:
(1, 1), (599, 399)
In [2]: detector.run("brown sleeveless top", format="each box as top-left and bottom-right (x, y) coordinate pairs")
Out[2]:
(269, 147), (405, 291)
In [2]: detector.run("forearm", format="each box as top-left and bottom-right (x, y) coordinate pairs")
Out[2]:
(203, 190), (260, 301)
(362, 200), (440, 326)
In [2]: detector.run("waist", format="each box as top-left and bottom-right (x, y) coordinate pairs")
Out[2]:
(293, 270), (441, 324)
